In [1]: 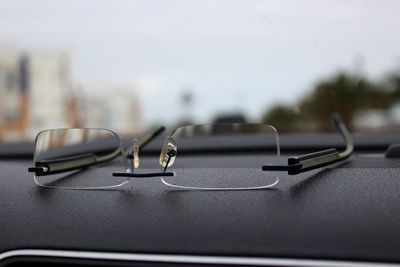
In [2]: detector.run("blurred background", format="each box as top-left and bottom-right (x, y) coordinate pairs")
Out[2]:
(1, 0), (400, 141)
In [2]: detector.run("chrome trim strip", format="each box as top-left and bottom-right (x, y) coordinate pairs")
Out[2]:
(0, 249), (399, 267)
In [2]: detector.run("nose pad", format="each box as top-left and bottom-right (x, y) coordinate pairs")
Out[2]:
(133, 139), (140, 169)
(127, 138), (140, 173)
(159, 137), (177, 169)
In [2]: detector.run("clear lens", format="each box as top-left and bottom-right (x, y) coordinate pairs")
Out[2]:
(132, 138), (140, 169)
(161, 124), (280, 190)
(33, 128), (127, 189)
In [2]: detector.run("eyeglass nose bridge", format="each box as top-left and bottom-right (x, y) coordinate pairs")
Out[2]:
(112, 135), (176, 179)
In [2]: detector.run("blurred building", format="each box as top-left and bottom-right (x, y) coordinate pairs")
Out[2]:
(0, 49), (29, 140)
(28, 51), (79, 135)
(0, 48), (142, 141)
(78, 83), (142, 135)
(0, 49), (78, 140)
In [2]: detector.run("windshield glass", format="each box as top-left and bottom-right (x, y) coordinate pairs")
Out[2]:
(1, 0), (399, 142)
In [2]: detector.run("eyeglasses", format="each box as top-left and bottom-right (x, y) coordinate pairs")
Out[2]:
(28, 113), (353, 190)
(28, 124), (280, 190)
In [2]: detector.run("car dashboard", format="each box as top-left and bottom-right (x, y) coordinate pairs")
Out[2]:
(1, 133), (400, 267)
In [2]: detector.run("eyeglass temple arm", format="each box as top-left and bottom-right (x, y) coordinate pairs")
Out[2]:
(28, 126), (166, 176)
(136, 126), (165, 149)
(28, 149), (121, 176)
(262, 113), (354, 175)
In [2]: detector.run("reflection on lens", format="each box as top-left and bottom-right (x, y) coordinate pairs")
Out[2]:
(161, 124), (280, 190)
(33, 128), (127, 189)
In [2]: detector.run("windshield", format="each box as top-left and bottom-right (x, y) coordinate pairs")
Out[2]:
(1, 0), (400, 142)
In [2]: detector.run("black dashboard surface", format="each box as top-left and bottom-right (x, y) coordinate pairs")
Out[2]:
(1, 155), (400, 263)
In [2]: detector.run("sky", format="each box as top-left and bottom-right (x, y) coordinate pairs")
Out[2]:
(0, 0), (400, 126)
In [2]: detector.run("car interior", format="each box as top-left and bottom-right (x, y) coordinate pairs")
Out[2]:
(1, 1), (400, 266)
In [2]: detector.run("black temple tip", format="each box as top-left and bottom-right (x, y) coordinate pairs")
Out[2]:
(28, 167), (44, 173)
(332, 112), (343, 126)
(262, 165), (290, 171)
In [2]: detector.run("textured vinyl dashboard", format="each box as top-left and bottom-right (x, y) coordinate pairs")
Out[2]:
(1, 155), (400, 265)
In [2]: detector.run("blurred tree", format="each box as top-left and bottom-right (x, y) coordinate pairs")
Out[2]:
(180, 87), (195, 124)
(262, 70), (400, 132)
(262, 104), (299, 132)
(385, 70), (400, 97)
(299, 72), (394, 130)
